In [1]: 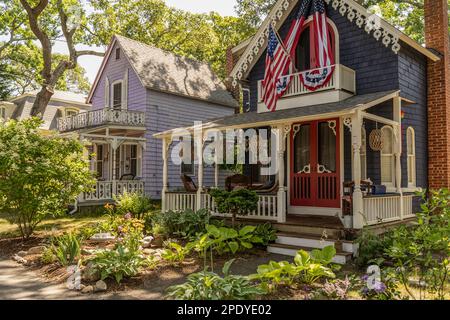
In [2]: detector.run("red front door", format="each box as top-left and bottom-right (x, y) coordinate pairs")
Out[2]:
(290, 119), (340, 208)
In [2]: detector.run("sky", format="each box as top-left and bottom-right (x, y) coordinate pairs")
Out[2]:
(58, 0), (238, 85)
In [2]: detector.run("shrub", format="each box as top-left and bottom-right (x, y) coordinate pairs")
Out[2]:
(166, 259), (265, 300)
(190, 224), (264, 256)
(250, 246), (338, 291)
(253, 223), (277, 246)
(382, 189), (450, 300)
(89, 233), (148, 283)
(209, 188), (258, 226)
(148, 209), (211, 239)
(41, 246), (56, 265)
(98, 213), (144, 238)
(161, 241), (193, 266)
(114, 192), (156, 219)
(0, 118), (95, 239)
(354, 228), (394, 268)
(52, 233), (82, 266)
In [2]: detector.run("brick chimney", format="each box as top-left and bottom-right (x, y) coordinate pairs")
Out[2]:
(225, 46), (241, 112)
(425, 0), (450, 189)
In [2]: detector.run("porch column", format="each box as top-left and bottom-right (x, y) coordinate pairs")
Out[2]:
(214, 162), (219, 188)
(111, 138), (119, 196)
(275, 124), (289, 223)
(161, 137), (170, 212)
(393, 96), (404, 218)
(351, 111), (364, 229)
(195, 133), (204, 211)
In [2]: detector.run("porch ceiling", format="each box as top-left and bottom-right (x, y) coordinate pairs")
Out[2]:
(154, 90), (399, 138)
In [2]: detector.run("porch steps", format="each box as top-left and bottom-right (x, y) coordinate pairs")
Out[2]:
(267, 243), (353, 265)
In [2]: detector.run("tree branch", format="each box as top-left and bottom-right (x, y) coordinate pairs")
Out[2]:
(76, 50), (105, 57)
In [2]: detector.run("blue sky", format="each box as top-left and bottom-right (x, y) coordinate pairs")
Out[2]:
(69, 0), (238, 85)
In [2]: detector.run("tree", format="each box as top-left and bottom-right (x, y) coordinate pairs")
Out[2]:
(87, 0), (255, 79)
(0, 118), (95, 239)
(0, 44), (90, 98)
(234, 0), (450, 44)
(17, 0), (103, 117)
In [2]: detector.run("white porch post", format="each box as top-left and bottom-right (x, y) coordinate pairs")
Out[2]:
(196, 133), (204, 211)
(162, 137), (169, 212)
(275, 124), (289, 223)
(111, 138), (119, 196)
(351, 111), (364, 229)
(214, 163), (219, 188)
(393, 96), (404, 218)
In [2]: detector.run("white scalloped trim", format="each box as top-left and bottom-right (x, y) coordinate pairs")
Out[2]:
(231, 0), (401, 88)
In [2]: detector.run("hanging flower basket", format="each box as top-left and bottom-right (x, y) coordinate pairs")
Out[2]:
(369, 129), (384, 151)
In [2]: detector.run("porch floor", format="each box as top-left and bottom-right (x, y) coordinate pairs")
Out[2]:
(281, 214), (344, 229)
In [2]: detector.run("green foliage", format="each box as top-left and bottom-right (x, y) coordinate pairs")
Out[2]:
(52, 233), (82, 267)
(0, 119), (95, 239)
(355, 228), (394, 268)
(89, 233), (147, 283)
(166, 259), (266, 300)
(358, 270), (404, 300)
(191, 224), (264, 256)
(97, 212), (145, 238)
(40, 246), (56, 265)
(148, 209), (212, 239)
(209, 188), (259, 226)
(382, 189), (450, 300)
(114, 192), (156, 220)
(250, 246), (338, 291)
(161, 241), (193, 266)
(253, 223), (277, 246)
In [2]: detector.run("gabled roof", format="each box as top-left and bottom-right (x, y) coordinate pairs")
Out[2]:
(10, 90), (90, 107)
(154, 90), (399, 138)
(88, 35), (237, 108)
(229, 0), (440, 87)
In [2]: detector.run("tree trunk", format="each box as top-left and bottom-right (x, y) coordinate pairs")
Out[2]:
(30, 86), (54, 117)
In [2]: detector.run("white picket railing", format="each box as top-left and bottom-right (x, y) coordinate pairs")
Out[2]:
(80, 180), (145, 202)
(58, 108), (146, 132)
(363, 194), (415, 226)
(165, 192), (279, 221)
(257, 64), (356, 102)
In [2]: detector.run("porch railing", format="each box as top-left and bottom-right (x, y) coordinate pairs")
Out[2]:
(363, 194), (414, 226)
(58, 108), (146, 132)
(165, 192), (279, 221)
(80, 180), (145, 202)
(257, 64), (356, 102)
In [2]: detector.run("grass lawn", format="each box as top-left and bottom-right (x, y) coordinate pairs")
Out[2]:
(0, 210), (107, 239)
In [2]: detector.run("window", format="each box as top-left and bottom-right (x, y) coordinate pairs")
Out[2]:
(295, 19), (337, 72)
(65, 108), (79, 118)
(112, 81), (122, 109)
(361, 127), (367, 180)
(115, 48), (121, 60)
(407, 127), (416, 187)
(0, 107), (5, 121)
(380, 126), (395, 186)
(180, 137), (195, 175)
(95, 144), (105, 179)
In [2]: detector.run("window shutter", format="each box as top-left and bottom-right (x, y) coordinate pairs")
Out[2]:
(123, 69), (128, 110)
(105, 77), (110, 108)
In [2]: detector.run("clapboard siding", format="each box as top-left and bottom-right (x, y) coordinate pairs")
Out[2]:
(91, 42), (147, 112)
(145, 90), (234, 198)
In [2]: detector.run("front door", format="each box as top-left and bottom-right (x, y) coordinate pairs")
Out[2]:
(290, 119), (340, 208)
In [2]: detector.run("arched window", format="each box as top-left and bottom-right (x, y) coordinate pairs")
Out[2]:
(361, 127), (367, 180)
(295, 18), (338, 72)
(407, 127), (416, 187)
(381, 126), (395, 186)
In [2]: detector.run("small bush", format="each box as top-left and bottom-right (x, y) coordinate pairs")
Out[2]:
(162, 241), (193, 266)
(98, 213), (144, 238)
(209, 188), (258, 226)
(52, 233), (82, 266)
(40, 246), (56, 265)
(114, 192), (156, 219)
(166, 259), (265, 300)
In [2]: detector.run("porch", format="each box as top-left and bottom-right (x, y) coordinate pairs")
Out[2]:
(154, 90), (418, 230)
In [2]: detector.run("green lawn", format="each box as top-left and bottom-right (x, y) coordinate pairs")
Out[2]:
(0, 210), (107, 239)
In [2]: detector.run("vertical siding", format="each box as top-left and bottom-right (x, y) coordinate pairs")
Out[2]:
(145, 90), (235, 199)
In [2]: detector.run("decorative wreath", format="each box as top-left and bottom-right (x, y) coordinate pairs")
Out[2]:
(369, 128), (384, 151)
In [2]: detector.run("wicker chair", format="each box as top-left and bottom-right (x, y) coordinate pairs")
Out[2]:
(225, 174), (251, 191)
(181, 174), (197, 192)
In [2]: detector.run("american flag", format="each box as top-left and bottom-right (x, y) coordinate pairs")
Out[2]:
(300, 0), (335, 90)
(262, 26), (293, 112)
(262, 0), (312, 112)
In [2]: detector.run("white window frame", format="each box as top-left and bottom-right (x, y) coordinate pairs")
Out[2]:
(179, 136), (196, 176)
(380, 126), (395, 187)
(95, 144), (105, 179)
(407, 127), (416, 188)
(111, 80), (123, 110)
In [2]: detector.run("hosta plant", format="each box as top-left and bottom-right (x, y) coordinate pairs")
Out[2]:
(166, 259), (265, 300)
(52, 233), (82, 266)
(162, 241), (193, 266)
